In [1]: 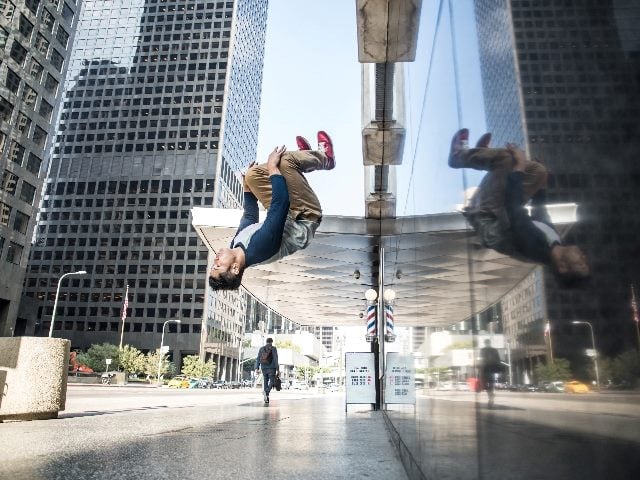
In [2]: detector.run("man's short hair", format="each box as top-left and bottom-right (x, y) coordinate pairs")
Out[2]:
(208, 269), (244, 291)
(266, 338), (273, 343)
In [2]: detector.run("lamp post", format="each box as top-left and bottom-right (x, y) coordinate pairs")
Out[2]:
(157, 319), (181, 385)
(49, 270), (87, 337)
(572, 320), (600, 391)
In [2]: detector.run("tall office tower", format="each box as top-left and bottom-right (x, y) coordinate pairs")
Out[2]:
(21, 0), (268, 370)
(1, 0), (79, 337)
(475, 0), (640, 362)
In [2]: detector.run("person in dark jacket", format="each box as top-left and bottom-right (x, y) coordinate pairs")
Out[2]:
(479, 339), (501, 408)
(448, 128), (589, 283)
(209, 131), (335, 290)
(255, 337), (279, 404)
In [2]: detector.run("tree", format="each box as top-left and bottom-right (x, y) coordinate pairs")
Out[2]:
(77, 343), (120, 372)
(181, 355), (216, 378)
(533, 358), (572, 383)
(275, 339), (301, 353)
(600, 350), (640, 387)
(143, 350), (173, 381)
(118, 345), (146, 375)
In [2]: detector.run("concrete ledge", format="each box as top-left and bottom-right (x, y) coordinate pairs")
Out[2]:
(0, 337), (70, 422)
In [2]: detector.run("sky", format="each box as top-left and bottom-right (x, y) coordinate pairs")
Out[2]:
(256, 0), (487, 217)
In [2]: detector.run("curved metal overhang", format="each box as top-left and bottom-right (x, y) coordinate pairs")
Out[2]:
(192, 204), (577, 328)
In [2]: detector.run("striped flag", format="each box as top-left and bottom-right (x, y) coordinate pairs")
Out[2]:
(120, 285), (129, 323)
(632, 285), (639, 324)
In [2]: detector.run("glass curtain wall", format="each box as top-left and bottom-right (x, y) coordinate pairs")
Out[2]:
(382, 1), (640, 479)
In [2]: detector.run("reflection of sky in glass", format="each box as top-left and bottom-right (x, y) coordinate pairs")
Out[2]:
(397, 0), (486, 216)
(65, 0), (146, 90)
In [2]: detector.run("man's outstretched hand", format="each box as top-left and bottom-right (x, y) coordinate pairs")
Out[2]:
(267, 145), (286, 176)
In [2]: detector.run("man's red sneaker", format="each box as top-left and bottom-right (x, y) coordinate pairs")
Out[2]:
(317, 130), (335, 170)
(296, 135), (312, 151)
(475, 132), (492, 148)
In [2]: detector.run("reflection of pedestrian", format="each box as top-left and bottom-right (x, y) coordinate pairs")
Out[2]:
(449, 129), (589, 285)
(480, 339), (501, 408)
(255, 337), (279, 404)
(209, 132), (335, 290)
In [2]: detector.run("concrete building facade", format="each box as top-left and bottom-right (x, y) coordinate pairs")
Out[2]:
(1, 0), (80, 337)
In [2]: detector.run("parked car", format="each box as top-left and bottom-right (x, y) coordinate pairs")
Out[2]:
(228, 381), (241, 389)
(211, 380), (227, 389)
(542, 381), (565, 393)
(564, 380), (590, 393)
(167, 376), (189, 388)
(188, 378), (202, 389)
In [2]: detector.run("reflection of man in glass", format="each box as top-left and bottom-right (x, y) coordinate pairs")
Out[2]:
(449, 129), (589, 284)
(479, 339), (501, 408)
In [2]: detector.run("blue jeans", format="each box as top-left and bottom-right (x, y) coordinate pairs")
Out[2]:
(505, 171), (558, 265)
(262, 368), (276, 396)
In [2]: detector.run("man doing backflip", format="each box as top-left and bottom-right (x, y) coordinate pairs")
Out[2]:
(449, 128), (589, 284)
(209, 131), (334, 290)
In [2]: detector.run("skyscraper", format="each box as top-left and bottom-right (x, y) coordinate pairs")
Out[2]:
(1, 0), (79, 337)
(21, 0), (268, 370)
(475, 0), (640, 362)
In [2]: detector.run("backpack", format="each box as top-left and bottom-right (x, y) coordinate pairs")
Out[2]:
(260, 345), (273, 365)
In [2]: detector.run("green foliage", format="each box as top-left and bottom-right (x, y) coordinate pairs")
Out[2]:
(77, 343), (120, 372)
(446, 341), (473, 351)
(600, 350), (640, 386)
(181, 355), (216, 378)
(295, 365), (318, 380)
(118, 345), (146, 375)
(143, 350), (173, 380)
(534, 358), (572, 383)
(274, 339), (301, 353)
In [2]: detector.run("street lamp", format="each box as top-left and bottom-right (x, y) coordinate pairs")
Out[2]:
(572, 320), (600, 391)
(49, 270), (87, 337)
(157, 319), (181, 385)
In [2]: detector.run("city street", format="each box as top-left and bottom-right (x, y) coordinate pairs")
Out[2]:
(0, 384), (406, 480)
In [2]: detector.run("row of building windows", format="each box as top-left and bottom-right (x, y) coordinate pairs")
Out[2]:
(74, 70), (223, 88)
(35, 290), (206, 304)
(0, 236), (23, 265)
(56, 141), (219, 154)
(44, 319), (203, 333)
(46, 178), (215, 195)
(37, 221), (204, 235)
(2, 168), (37, 201)
(143, 2), (233, 14)
(26, 276), (206, 291)
(32, 247), (208, 264)
(42, 196), (208, 212)
(27, 275), (206, 290)
(28, 260), (208, 276)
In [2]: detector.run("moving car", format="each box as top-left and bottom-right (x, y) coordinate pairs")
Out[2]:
(167, 376), (190, 388)
(564, 380), (590, 393)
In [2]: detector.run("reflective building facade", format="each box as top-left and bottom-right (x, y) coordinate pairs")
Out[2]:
(1, 0), (79, 337)
(476, 0), (640, 366)
(21, 0), (268, 370)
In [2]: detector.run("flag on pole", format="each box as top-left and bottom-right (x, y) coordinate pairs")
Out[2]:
(119, 285), (129, 350)
(120, 285), (129, 323)
(631, 285), (639, 324)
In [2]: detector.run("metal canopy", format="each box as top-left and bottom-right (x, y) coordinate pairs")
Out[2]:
(192, 205), (577, 328)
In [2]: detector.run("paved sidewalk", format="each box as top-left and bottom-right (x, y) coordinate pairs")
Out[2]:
(0, 387), (407, 480)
